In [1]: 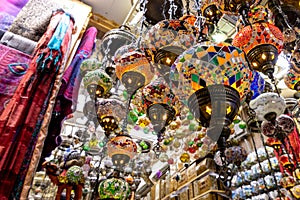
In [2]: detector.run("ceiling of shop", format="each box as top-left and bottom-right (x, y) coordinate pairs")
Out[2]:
(81, 0), (134, 25)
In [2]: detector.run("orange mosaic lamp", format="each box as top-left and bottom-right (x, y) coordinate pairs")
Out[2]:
(232, 6), (284, 77)
(106, 134), (137, 166)
(115, 47), (155, 95)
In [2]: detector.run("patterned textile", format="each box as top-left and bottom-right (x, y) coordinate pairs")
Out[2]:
(0, 12), (14, 31)
(1, 31), (37, 55)
(38, 27), (97, 171)
(0, 9), (74, 199)
(8, 0), (60, 41)
(0, 0), (29, 17)
(0, 44), (32, 113)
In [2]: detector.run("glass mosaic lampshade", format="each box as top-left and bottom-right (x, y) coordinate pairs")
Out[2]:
(144, 19), (197, 83)
(250, 71), (265, 100)
(221, 0), (257, 15)
(98, 177), (130, 200)
(249, 92), (286, 122)
(106, 134), (137, 166)
(96, 98), (126, 136)
(100, 26), (136, 64)
(232, 6), (284, 76)
(83, 69), (113, 98)
(115, 48), (155, 95)
(201, 0), (223, 25)
(170, 41), (252, 140)
(141, 77), (182, 134)
(80, 59), (102, 77)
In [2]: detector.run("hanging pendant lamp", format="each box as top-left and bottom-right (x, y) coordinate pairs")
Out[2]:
(170, 41), (252, 141)
(232, 6), (284, 78)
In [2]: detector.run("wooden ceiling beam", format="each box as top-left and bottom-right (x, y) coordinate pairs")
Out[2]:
(89, 12), (120, 33)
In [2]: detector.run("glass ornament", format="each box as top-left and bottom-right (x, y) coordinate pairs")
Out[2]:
(144, 19), (197, 54)
(180, 152), (190, 163)
(171, 41), (252, 141)
(249, 92), (286, 122)
(201, 0), (223, 25)
(279, 154), (295, 171)
(141, 77), (182, 115)
(98, 177), (130, 200)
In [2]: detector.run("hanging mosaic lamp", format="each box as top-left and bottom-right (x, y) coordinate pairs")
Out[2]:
(96, 97), (126, 137)
(250, 71), (265, 100)
(98, 177), (130, 200)
(106, 133), (137, 167)
(80, 58), (102, 77)
(100, 26), (136, 64)
(221, 0), (257, 15)
(170, 41), (252, 141)
(115, 46), (155, 95)
(232, 6), (284, 77)
(144, 19), (197, 83)
(141, 77), (182, 134)
(83, 69), (113, 98)
(249, 92), (286, 122)
(284, 67), (300, 92)
(201, 0), (223, 25)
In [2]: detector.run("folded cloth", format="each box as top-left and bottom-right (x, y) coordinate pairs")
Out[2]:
(8, 0), (60, 41)
(1, 31), (37, 55)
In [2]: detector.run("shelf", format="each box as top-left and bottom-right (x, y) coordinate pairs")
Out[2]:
(161, 169), (212, 200)
(191, 190), (228, 200)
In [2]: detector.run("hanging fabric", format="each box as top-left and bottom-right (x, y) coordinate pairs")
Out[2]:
(0, 9), (75, 199)
(0, 44), (32, 113)
(38, 26), (98, 171)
